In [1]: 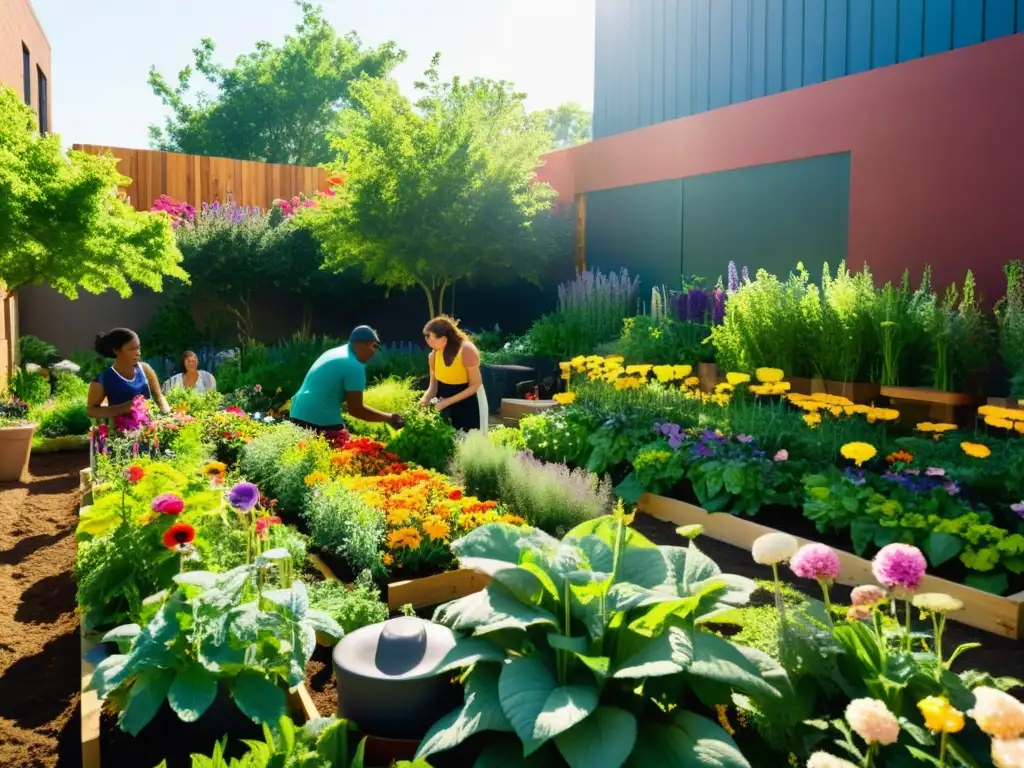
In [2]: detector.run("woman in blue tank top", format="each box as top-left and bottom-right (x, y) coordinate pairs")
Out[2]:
(87, 328), (169, 419)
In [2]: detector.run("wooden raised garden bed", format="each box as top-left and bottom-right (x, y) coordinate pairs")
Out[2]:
(386, 568), (491, 611)
(499, 397), (557, 427)
(811, 378), (880, 404)
(638, 493), (1024, 640)
(880, 385), (978, 424)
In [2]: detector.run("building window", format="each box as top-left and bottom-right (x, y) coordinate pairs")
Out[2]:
(22, 44), (31, 105)
(37, 68), (48, 134)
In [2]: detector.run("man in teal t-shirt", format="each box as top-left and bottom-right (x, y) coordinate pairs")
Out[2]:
(288, 326), (404, 434)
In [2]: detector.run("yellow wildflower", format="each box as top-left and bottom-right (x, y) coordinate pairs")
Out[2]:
(304, 471), (329, 486)
(422, 515), (451, 541)
(985, 416), (1014, 430)
(868, 408), (900, 423)
(803, 412), (822, 427)
(673, 365), (693, 380)
(683, 376), (700, 387)
(715, 382), (734, 394)
(553, 392), (577, 405)
(755, 367), (785, 384)
(626, 364), (652, 377)
(652, 365), (675, 382)
(840, 442), (877, 466)
(382, 553), (393, 566)
(961, 442), (991, 459)
(726, 372), (750, 386)
(917, 697), (965, 734)
(387, 527), (422, 550)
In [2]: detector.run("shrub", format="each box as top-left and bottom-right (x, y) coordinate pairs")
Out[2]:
(240, 423), (324, 512)
(307, 572), (388, 633)
(348, 376), (420, 439)
(18, 334), (59, 367)
(488, 425), (525, 452)
(386, 405), (455, 472)
(52, 371), (89, 400)
(32, 398), (90, 437)
(304, 482), (385, 576)
(8, 368), (50, 405)
(451, 431), (613, 534)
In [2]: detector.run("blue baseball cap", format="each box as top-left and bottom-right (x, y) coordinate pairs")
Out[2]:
(349, 325), (381, 344)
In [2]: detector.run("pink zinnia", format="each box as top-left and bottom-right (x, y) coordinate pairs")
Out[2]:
(151, 493), (184, 515)
(790, 543), (841, 584)
(872, 543), (927, 594)
(851, 585), (886, 606)
(773, 449), (788, 462)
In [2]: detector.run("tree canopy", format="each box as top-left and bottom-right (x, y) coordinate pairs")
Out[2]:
(0, 87), (187, 299)
(306, 55), (571, 318)
(147, 1), (405, 165)
(533, 102), (592, 149)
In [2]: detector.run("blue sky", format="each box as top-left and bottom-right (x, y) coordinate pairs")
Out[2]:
(33, 0), (595, 150)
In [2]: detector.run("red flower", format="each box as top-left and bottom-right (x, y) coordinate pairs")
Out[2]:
(163, 522), (196, 550)
(224, 406), (248, 417)
(328, 174), (346, 186)
(255, 516), (282, 538)
(448, 489), (463, 501)
(97, 424), (109, 440)
(127, 465), (145, 483)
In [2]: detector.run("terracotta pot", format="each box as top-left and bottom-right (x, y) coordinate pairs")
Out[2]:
(0, 423), (37, 482)
(697, 362), (719, 393)
(811, 379), (880, 404)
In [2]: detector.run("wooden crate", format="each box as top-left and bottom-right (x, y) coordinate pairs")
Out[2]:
(499, 398), (557, 427)
(638, 493), (1024, 640)
(387, 569), (491, 611)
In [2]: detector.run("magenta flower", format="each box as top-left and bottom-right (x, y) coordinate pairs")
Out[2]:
(872, 543), (927, 594)
(151, 493), (184, 515)
(227, 481), (260, 512)
(790, 543), (841, 584)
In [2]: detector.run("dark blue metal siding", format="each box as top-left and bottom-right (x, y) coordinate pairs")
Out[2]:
(593, 0), (1024, 139)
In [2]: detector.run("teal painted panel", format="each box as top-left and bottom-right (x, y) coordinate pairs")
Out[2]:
(824, 0), (848, 79)
(585, 181), (684, 292)
(750, 0), (768, 97)
(873, 0), (899, 68)
(677, 0), (695, 119)
(639, 0), (656, 127)
(592, 0), (610, 137)
(784, 0), (805, 90)
(803, 0), (826, 85)
(651, 0), (665, 125)
(847, 0), (872, 74)
(924, 0), (954, 54)
(694, 0), (712, 112)
(731, 0), (750, 102)
(664, 0), (679, 120)
(710, 0), (733, 108)
(1019, 0), (1024, 32)
(953, 0), (984, 47)
(766, 0), (785, 94)
(898, 0), (925, 62)
(985, 0), (1016, 39)
(627, 0), (643, 129)
(681, 153), (851, 287)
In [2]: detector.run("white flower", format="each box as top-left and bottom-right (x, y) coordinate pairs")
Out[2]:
(993, 738), (1024, 768)
(807, 753), (858, 768)
(912, 593), (964, 614)
(752, 532), (799, 565)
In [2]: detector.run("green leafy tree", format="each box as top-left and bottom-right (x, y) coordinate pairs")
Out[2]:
(532, 102), (592, 149)
(0, 87), (186, 298)
(308, 55), (571, 318)
(147, 1), (405, 165)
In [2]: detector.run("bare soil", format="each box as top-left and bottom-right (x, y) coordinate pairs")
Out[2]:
(0, 451), (87, 768)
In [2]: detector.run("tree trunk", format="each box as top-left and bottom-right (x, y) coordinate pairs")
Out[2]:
(417, 279), (451, 321)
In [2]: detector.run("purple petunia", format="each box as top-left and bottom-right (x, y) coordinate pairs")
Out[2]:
(872, 543), (927, 594)
(227, 481), (261, 512)
(1012, 502), (1024, 518)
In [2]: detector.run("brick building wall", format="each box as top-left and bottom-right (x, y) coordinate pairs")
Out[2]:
(0, 0), (51, 382)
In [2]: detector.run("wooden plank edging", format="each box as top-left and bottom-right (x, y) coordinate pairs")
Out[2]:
(638, 493), (1024, 640)
(386, 568), (491, 610)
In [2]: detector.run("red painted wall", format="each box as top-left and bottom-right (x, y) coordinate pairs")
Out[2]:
(537, 34), (1024, 301)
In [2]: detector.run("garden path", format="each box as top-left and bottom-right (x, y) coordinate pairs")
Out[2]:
(0, 451), (86, 768)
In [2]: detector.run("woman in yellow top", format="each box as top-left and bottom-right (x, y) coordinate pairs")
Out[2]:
(420, 316), (488, 432)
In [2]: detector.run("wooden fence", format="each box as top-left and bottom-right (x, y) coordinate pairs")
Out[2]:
(72, 145), (329, 211)
(0, 287), (17, 388)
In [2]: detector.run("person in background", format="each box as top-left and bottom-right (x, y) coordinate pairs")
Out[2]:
(87, 328), (170, 418)
(419, 315), (488, 432)
(162, 350), (217, 394)
(288, 325), (405, 438)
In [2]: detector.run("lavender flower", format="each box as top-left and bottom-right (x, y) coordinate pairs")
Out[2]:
(711, 288), (727, 325)
(741, 266), (750, 283)
(727, 261), (740, 293)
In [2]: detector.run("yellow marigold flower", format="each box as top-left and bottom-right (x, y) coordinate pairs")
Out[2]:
(304, 470), (329, 486)
(422, 515), (451, 541)
(986, 416), (1015, 430)
(1017, 422), (1024, 434)
(755, 367), (785, 383)
(715, 382), (734, 394)
(387, 527), (422, 550)
(653, 365), (675, 382)
(961, 442), (991, 459)
(918, 697), (965, 734)
(605, 355), (624, 364)
(626, 364), (652, 376)
(803, 412), (822, 427)
(683, 376), (700, 387)
(770, 381), (791, 393)
(841, 442), (877, 466)
(830, 406), (845, 418)
(726, 372), (750, 385)
(749, 384), (771, 396)
(202, 461), (228, 477)
(386, 508), (414, 527)
(711, 393), (731, 407)
(673, 365), (693, 379)
(553, 392), (576, 405)
(869, 408), (900, 423)
(916, 422), (957, 435)
(382, 553), (393, 566)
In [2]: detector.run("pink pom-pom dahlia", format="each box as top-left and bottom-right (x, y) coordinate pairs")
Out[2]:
(790, 543), (841, 584)
(872, 543), (927, 594)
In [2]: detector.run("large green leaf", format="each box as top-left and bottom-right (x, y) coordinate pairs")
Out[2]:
(451, 524), (560, 564)
(305, 608), (344, 643)
(76, 495), (126, 540)
(685, 631), (783, 700)
(626, 710), (751, 767)
(89, 653), (130, 698)
(614, 626), (693, 679)
(433, 583), (558, 636)
(659, 546), (754, 615)
(923, 532), (963, 567)
(120, 668), (175, 737)
(168, 664), (218, 722)
(233, 671), (287, 725)
(424, 637), (507, 676)
(416, 665), (512, 759)
(532, 683), (599, 745)
(473, 736), (557, 767)
(554, 706), (637, 768)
